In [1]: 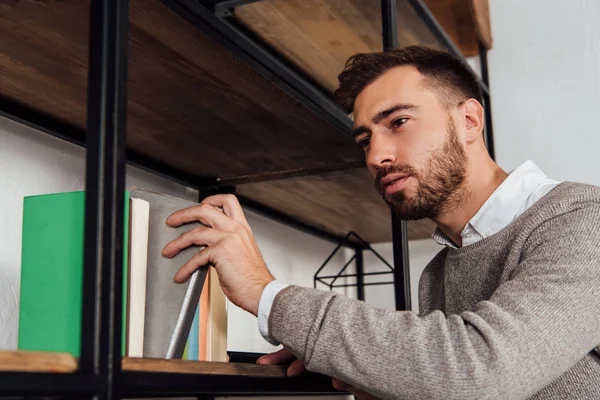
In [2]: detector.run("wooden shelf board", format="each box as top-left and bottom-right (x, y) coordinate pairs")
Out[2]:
(0, 350), (288, 377)
(234, 0), (444, 93)
(234, 0), (490, 95)
(237, 167), (437, 243)
(424, 0), (492, 53)
(123, 357), (287, 377)
(0, 350), (77, 373)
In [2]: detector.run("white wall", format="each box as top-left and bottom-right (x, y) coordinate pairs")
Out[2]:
(488, 0), (600, 184)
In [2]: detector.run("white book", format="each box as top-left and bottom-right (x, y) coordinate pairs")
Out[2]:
(126, 197), (150, 357)
(130, 189), (210, 359)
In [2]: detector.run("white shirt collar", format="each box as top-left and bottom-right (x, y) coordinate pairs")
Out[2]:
(432, 160), (560, 248)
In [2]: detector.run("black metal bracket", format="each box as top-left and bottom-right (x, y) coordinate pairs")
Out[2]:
(314, 232), (394, 302)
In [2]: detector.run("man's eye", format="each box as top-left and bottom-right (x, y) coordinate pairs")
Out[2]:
(358, 138), (370, 149)
(392, 118), (408, 129)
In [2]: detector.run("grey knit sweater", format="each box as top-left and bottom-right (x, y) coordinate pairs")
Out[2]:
(269, 182), (600, 399)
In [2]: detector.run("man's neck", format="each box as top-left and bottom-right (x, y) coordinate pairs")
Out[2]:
(433, 159), (508, 247)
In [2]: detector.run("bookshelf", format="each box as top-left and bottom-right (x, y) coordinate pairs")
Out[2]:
(0, 0), (494, 398)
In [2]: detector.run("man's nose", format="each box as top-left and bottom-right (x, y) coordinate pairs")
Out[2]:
(367, 132), (396, 169)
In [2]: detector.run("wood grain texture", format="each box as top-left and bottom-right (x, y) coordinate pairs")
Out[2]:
(235, 0), (491, 94)
(219, 160), (364, 185)
(123, 357), (287, 377)
(237, 167), (436, 243)
(470, 0), (492, 49)
(424, 0), (492, 56)
(0, 350), (77, 373)
(0, 351), (286, 377)
(234, 0), (443, 93)
(395, 0), (445, 49)
(0, 0), (362, 181)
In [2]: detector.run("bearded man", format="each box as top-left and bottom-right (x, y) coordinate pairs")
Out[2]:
(162, 46), (600, 400)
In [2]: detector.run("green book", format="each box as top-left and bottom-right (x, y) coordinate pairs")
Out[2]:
(18, 191), (129, 357)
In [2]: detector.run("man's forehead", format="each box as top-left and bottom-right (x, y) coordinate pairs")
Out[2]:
(353, 66), (427, 125)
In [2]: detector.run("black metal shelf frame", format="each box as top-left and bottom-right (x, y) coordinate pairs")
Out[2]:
(0, 0), (494, 398)
(314, 232), (395, 302)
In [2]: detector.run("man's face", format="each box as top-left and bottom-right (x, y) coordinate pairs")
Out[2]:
(352, 66), (468, 220)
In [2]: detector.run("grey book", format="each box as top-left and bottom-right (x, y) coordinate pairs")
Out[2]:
(130, 189), (208, 359)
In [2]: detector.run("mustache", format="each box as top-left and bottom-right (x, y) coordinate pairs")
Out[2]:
(375, 164), (417, 193)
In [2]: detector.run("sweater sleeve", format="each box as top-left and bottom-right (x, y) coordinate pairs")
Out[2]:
(268, 206), (600, 400)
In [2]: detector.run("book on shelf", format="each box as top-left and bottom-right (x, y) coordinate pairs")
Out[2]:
(18, 188), (228, 361)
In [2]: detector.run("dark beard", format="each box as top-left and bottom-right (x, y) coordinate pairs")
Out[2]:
(375, 121), (467, 220)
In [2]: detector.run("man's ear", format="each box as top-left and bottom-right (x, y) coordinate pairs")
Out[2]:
(463, 99), (485, 144)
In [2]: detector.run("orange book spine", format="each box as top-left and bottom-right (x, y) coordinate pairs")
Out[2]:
(198, 271), (209, 361)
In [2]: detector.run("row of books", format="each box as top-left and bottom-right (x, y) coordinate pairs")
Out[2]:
(18, 189), (227, 361)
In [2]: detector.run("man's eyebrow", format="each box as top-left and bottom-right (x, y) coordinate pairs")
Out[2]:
(352, 104), (419, 139)
(372, 104), (419, 125)
(352, 126), (371, 139)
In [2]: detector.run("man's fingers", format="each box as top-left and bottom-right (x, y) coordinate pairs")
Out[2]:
(174, 247), (211, 283)
(349, 388), (377, 400)
(286, 358), (306, 377)
(255, 348), (305, 377)
(331, 378), (377, 399)
(201, 194), (249, 228)
(162, 227), (224, 258)
(331, 377), (352, 391)
(166, 203), (238, 232)
(256, 348), (295, 365)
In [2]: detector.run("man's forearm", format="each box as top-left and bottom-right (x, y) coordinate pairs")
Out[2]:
(269, 283), (600, 400)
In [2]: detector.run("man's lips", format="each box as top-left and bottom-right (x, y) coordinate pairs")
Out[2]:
(380, 174), (410, 196)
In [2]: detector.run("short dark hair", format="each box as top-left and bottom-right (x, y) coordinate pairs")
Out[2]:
(334, 45), (483, 113)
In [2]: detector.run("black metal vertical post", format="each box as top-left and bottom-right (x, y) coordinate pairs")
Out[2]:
(391, 215), (411, 311)
(381, 0), (412, 311)
(355, 249), (365, 301)
(479, 42), (496, 160)
(80, 1), (129, 400)
(381, 0), (398, 51)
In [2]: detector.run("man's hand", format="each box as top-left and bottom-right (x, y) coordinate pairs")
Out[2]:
(162, 194), (274, 316)
(331, 377), (379, 399)
(256, 347), (306, 376)
(257, 349), (378, 399)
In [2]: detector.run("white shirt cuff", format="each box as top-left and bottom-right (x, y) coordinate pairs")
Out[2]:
(258, 280), (289, 345)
